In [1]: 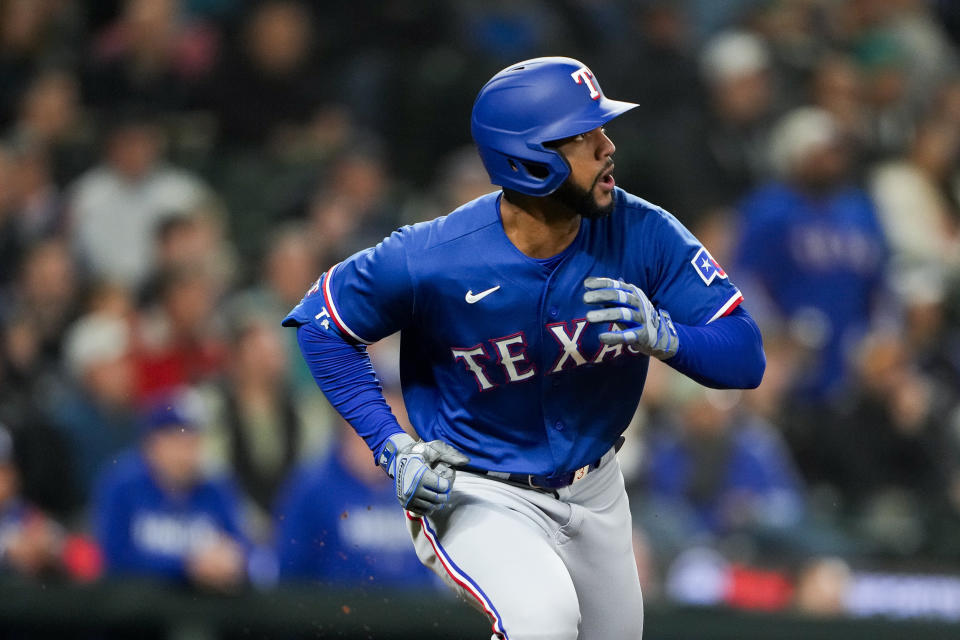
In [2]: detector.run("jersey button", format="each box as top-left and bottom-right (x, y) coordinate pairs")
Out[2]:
(554, 420), (564, 431)
(549, 306), (559, 318)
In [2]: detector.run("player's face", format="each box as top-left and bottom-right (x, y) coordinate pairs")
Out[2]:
(550, 127), (617, 219)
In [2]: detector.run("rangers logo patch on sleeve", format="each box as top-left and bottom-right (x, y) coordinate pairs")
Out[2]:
(691, 247), (728, 285)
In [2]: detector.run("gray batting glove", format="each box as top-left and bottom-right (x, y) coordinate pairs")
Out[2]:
(377, 433), (470, 515)
(583, 277), (679, 360)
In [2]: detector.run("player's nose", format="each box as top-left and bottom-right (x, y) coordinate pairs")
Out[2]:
(597, 129), (615, 159)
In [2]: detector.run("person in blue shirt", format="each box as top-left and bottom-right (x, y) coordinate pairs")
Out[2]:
(275, 420), (438, 589)
(284, 57), (765, 639)
(93, 393), (247, 590)
(735, 107), (887, 401)
(638, 377), (805, 545)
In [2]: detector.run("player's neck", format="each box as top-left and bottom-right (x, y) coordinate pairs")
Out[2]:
(499, 192), (581, 259)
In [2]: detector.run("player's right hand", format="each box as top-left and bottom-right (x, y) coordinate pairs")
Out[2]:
(583, 276), (679, 360)
(377, 433), (470, 515)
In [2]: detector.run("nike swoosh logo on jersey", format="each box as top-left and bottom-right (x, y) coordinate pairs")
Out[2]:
(465, 285), (501, 304)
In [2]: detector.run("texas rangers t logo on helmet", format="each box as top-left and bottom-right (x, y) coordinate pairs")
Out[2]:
(570, 67), (601, 100)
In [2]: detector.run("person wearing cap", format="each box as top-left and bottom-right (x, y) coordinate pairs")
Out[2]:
(734, 106), (887, 402)
(92, 393), (247, 590)
(283, 57), (764, 638)
(54, 312), (140, 503)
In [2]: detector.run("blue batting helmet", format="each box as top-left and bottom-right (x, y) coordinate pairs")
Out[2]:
(471, 57), (638, 197)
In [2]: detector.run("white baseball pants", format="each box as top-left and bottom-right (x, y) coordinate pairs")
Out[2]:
(406, 454), (644, 639)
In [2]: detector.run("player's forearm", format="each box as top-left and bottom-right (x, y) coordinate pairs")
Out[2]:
(667, 306), (766, 389)
(295, 322), (405, 458)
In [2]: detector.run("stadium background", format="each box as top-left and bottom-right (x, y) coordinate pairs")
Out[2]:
(3, 0), (960, 637)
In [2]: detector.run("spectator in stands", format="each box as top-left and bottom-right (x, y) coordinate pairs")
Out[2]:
(631, 28), (778, 224)
(227, 224), (318, 392)
(810, 55), (869, 170)
(139, 200), (237, 305)
(887, 0), (959, 102)
(870, 117), (960, 295)
(5, 68), (94, 185)
(134, 265), (226, 402)
(695, 30), (779, 207)
(637, 374), (807, 557)
(199, 313), (329, 540)
(54, 313), (139, 502)
(83, 0), (218, 112)
(306, 145), (404, 265)
(203, 0), (326, 149)
(68, 110), (210, 290)
(429, 145), (500, 217)
(0, 0), (78, 129)
(855, 31), (915, 160)
(827, 330), (948, 554)
(94, 393), (247, 590)
(0, 423), (64, 577)
(0, 239), (78, 366)
(735, 107), (887, 401)
(274, 423), (434, 588)
(0, 311), (77, 517)
(0, 145), (66, 293)
(234, 223), (317, 322)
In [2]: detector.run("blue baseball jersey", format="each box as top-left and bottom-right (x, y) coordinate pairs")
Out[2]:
(284, 188), (744, 476)
(735, 182), (886, 397)
(93, 451), (247, 581)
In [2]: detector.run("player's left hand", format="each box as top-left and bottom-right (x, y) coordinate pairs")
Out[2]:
(583, 277), (679, 360)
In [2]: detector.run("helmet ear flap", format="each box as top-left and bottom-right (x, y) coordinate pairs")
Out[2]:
(475, 145), (570, 197)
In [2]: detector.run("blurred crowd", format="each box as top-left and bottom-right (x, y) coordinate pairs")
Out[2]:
(3, 0), (960, 618)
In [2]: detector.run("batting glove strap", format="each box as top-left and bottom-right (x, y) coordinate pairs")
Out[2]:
(583, 276), (679, 360)
(377, 432), (415, 478)
(378, 434), (470, 516)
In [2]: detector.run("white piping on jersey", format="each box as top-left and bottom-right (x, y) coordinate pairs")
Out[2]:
(323, 262), (373, 344)
(707, 289), (744, 324)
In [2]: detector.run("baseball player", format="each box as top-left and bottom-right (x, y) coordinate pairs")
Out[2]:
(283, 57), (765, 640)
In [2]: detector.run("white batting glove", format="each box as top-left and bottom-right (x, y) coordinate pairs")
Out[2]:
(377, 433), (469, 515)
(583, 277), (679, 360)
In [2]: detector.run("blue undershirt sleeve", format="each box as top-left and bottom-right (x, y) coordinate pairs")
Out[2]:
(667, 305), (765, 389)
(295, 321), (405, 461)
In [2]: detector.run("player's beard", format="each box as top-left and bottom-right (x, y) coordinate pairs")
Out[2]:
(552, 170), (615, 220)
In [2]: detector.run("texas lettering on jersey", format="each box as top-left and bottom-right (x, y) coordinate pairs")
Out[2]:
(300, 302), (644, 391)
(451, 320), (644, 391)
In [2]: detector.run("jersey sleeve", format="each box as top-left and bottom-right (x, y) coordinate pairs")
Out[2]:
(641, 208), (744, 326)
(282, 228), (415, 344)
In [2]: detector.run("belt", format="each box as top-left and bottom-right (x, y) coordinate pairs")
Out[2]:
(463, 436), (625, 491)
